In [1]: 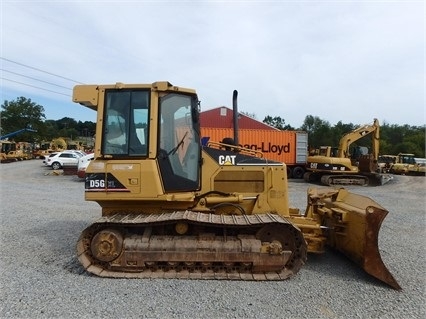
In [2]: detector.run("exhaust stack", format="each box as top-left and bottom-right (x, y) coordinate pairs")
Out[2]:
(232, 90), (239, 146)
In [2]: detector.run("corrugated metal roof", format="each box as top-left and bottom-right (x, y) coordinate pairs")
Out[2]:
(200, 107), (278, 130)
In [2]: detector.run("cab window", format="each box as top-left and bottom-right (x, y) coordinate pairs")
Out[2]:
(102, 90), (149, 156)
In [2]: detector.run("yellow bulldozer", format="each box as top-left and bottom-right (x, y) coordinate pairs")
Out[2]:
(354, 153), (424, 176)
(72, 82), (400, 290)
(1, 140), (16, 163)
(389, 153), (425, 176)
(304, 119), (392, 186)
(0, 140), (33, 161)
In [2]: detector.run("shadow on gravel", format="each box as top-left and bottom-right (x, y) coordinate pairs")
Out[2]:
(70, 176), (85, 183)
(305, 248), (392, 289)
(63, 256), (88, 276)
(27, 219), (91, 276)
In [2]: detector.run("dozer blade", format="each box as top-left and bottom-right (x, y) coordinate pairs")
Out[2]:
(307, 188), (401, 290)
(362, 172), (394, 186)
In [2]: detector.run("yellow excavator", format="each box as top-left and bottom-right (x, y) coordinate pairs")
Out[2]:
(304, 119), (392, 186)
(72, 82), (400, 289)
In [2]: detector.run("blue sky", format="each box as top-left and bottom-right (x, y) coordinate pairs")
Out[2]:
(1, 0), (425, 127)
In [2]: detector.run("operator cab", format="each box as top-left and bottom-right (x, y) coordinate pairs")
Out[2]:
(101, 87), (201, 193)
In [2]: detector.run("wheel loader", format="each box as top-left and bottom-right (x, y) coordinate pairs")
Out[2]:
(72, 82), (400, 289)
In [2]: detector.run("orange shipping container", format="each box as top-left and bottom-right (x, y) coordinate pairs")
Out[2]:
(200, 127), (308, 178)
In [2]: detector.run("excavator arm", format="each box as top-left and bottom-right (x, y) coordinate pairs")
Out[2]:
(337, 118), (380, 160)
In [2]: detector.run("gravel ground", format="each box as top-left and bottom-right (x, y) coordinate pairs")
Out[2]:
(0, 159), (425, 319)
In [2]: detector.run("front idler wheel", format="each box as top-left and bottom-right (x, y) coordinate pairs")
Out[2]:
(90, 229), (123, 262)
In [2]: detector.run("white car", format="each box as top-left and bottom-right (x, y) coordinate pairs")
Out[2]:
(77, 153), (94, 178)
(46, 151), (85, 170)
(43, 152), (59, 166)
(66, 150), (86, 157)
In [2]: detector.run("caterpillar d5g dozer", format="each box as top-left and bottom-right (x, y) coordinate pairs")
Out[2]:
(72, 82), (400, 289)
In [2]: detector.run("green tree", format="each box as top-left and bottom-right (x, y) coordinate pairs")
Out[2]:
(300, 115), (332, 148)
(333, 121), (356, 146)
(263, 115), (294, 130)
(399, 126), (425, 157)
(42, 120), (59, 140)
(380, 124), (425, 157)
(55, 117), (79, 139)
(1, 97), (46, 141)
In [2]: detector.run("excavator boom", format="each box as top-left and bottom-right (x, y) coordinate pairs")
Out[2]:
(337, 119), (380, 159)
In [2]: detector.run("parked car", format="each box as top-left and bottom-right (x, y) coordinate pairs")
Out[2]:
(46, 151), (85, 169)
(66, 150), (86, 157)
(77, 153), (94, 178)
(43, 152), (58, 166)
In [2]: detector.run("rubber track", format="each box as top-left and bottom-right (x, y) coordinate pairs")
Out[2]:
(77, 211), (307, 280)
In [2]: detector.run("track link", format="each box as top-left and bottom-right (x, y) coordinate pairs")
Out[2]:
(321, 174), (369, 186)
(77, 211), (307, 280)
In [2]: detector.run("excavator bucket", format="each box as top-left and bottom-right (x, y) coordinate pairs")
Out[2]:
(358, 154), (394, 186)
(306, 188), (401, 290)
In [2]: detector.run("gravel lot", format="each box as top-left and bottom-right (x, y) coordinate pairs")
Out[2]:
(1, 159), (425, 319)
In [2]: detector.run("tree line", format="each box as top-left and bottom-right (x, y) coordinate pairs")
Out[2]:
(1, 97), (96, 146)
(262, 115), (425, 158)
(1, 97), (425, 158)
